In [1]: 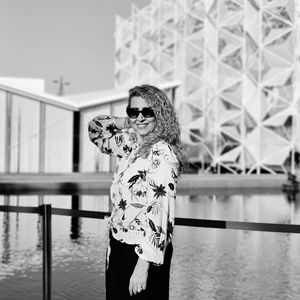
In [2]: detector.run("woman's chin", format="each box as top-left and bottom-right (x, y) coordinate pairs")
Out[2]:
(133, 126), (150, 137)
(136, 129), (149, 137)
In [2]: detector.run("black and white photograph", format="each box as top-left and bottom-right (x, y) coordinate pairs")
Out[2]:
(1, 0), (300, 299)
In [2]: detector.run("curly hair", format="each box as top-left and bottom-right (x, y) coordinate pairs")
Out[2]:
(128, 84), (187, 172)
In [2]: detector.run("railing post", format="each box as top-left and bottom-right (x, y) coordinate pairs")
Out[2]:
(41, 204), (52, 300)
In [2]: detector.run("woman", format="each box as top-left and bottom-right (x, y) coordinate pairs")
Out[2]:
(88, 85), (185, 299)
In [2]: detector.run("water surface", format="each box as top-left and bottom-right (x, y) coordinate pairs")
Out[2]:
(1, 191), (300, 300)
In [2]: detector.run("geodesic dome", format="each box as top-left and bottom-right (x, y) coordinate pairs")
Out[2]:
(114, 0), (300, 174)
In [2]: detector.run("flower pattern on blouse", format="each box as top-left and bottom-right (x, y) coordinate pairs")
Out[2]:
(88, 115), (179, 265)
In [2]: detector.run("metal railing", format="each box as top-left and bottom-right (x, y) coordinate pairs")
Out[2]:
(1, 204), (300, 300)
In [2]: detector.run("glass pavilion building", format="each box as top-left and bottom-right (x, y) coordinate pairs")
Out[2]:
(0, 78), (178, 174)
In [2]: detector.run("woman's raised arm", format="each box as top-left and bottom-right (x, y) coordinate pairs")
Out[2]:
(88, 115), (134, 157)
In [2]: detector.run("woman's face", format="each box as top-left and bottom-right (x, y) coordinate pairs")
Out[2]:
(128, 96), (156, 138)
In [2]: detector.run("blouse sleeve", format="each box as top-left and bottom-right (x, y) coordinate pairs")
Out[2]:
(88, 115), (135, 158)
(134, 141), (179, 265)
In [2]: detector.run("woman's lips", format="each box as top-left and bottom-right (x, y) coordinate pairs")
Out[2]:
(136, 123), (148, 128)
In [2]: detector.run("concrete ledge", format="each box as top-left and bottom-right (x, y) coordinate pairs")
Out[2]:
(0, 173), (288, 195)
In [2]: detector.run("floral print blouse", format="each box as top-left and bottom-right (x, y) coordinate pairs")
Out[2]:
(88, 115), (179, 265)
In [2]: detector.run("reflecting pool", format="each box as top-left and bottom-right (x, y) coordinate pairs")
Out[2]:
(1, 191), (300, 300)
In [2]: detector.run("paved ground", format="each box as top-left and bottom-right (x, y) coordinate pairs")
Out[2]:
(0, 172), (288, 194)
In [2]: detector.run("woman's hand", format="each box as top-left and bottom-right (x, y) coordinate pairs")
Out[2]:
(129, 257), (149, 296)
(115, 117), (129, 130)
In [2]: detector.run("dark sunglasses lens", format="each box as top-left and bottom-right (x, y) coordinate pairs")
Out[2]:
(126, 107), (155, 118)
(126, 107), (139, 118)
(142, 108), (155, 118)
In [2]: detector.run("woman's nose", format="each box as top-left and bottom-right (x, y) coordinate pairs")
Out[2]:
(136, 112), (145, 121)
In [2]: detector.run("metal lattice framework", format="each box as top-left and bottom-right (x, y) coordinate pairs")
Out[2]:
(114, 0), (300, 174)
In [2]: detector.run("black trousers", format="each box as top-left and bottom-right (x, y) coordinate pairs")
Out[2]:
(106, 234), (173, 300)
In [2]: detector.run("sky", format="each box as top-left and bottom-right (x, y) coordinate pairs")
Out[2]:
(0, 0), (150, 95)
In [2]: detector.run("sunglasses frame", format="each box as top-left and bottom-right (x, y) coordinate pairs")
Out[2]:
(126, 106), (155, 119)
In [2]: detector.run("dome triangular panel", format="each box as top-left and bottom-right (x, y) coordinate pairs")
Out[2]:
(186, 13), (204, 35)
(219, 1), (243, 24)
(220, 81), (242, 107)
(264, 0), (295, 24)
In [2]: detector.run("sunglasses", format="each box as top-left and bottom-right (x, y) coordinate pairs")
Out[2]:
(126, 106), (155, 119)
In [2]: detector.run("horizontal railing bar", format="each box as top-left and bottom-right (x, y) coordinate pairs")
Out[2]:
(0, 205), (110, 218)
(0, 205), (40, 214)
(51, 207), (110, 219)
(175, 217), (226, 228)
(226, 221), (300, 233)
(1, 205), (300, 233)
(174, 218), (300, 233)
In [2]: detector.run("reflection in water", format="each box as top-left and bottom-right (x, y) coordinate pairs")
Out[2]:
(70, 195), (81, 240)
(15, 199), (20, 250)
(2, 213), (10, 264)
(177, 192), (300, 225)
(36, 215), (43, 251)
(285, 190), (300, 203)
(2, 196), (10, 264)
(36, 195), (44, 250)
(1, 191), (300, 299)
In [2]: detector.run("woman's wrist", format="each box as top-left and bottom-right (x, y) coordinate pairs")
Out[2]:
(136, 257), (150, 271)
(115, 116), (130, 130)
(115, 117), (127, 129)
(124, 116), (131, 130)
